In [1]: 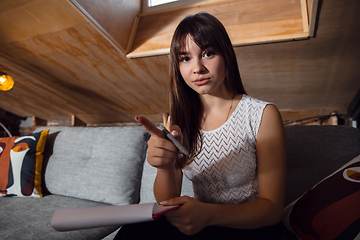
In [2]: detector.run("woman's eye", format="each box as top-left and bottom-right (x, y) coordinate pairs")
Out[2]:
(204, 51), (215, 58)
(180, 56), (190, 62)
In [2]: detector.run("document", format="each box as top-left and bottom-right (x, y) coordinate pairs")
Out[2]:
(51, 202), (180, 231)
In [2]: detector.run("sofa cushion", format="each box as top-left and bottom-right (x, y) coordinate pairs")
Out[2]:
(35, 126), (150, 205)
(0, 129), (49, 197)
(139, 156), (157, 203)
(0, 194), (118, 240)
(283, 154), (360, 240)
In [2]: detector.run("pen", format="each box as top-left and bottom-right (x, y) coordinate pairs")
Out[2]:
(159, 126), (189, 156)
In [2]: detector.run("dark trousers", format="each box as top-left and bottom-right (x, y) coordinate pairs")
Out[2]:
(114, 216), (281, 240)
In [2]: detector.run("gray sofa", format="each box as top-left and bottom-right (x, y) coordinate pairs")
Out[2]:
(0, 125), (359, 240)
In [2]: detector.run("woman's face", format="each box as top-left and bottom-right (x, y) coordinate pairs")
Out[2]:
(178, 35), (227, 97)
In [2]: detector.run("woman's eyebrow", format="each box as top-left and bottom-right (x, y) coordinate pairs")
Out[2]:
(202, 44), (211, 50)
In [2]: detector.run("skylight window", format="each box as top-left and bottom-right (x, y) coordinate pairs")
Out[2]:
(149, 0), (178, 7)
(142, 0), (206, 13)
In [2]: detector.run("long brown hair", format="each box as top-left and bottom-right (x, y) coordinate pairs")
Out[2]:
(169, 12), (246, 168)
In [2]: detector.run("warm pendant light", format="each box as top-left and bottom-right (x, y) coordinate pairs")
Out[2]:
(0, 72), (14, 91)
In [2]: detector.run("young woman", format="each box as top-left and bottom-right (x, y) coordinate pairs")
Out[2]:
(115, 12), (286, 239)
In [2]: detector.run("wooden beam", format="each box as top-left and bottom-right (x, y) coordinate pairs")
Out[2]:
(71, 115), (87, 126)
(308, 0), (319, 37)
(32, 116), (47, 127)
(126, 15), (140, 54)
(301, 0), (309, 33)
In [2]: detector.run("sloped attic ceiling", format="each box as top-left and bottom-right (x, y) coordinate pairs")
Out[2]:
(0, 0), (359, 125)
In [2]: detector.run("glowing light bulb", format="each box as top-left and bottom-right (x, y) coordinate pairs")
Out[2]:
(0, 72), (14, 91)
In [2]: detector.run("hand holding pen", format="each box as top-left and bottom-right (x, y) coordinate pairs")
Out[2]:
(158, 126), (189, 156)
(135, 116), (187, 169)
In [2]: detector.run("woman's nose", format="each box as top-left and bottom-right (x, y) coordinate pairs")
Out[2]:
(193, 59), (205, 74)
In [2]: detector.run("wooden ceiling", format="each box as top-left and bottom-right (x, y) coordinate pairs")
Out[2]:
(0, 0), (359, 125)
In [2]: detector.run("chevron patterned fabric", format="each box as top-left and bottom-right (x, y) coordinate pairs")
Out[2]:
(183, 95), (271, 204)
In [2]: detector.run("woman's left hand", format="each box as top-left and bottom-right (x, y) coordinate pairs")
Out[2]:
(161, 196), (211, 235)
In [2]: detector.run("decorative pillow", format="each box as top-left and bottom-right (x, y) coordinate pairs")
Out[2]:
(0, 129), (49, 197)
(282, 155), (360, 240)
(33, 126), (150, 205)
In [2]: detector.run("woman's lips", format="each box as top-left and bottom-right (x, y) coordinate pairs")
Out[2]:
(193, 78), (210, 86)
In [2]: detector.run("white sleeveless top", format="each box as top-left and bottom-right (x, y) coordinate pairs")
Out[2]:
(183, 95), (270, 204)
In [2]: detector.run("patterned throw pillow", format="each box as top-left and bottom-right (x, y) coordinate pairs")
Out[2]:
(0, 129), (49, 197)
(282, 155), (360, 240)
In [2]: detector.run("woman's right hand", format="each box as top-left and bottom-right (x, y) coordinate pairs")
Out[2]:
(136, 116), (184, 202)
(135, 116), (183, 170)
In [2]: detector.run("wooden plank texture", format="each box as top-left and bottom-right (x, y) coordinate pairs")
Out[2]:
(73, 0), (141, 54)
(0, 0), (87, 44)
(0, 0), (359, 125)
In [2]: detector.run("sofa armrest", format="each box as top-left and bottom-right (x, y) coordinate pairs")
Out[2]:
(284, 125), (360, 206)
